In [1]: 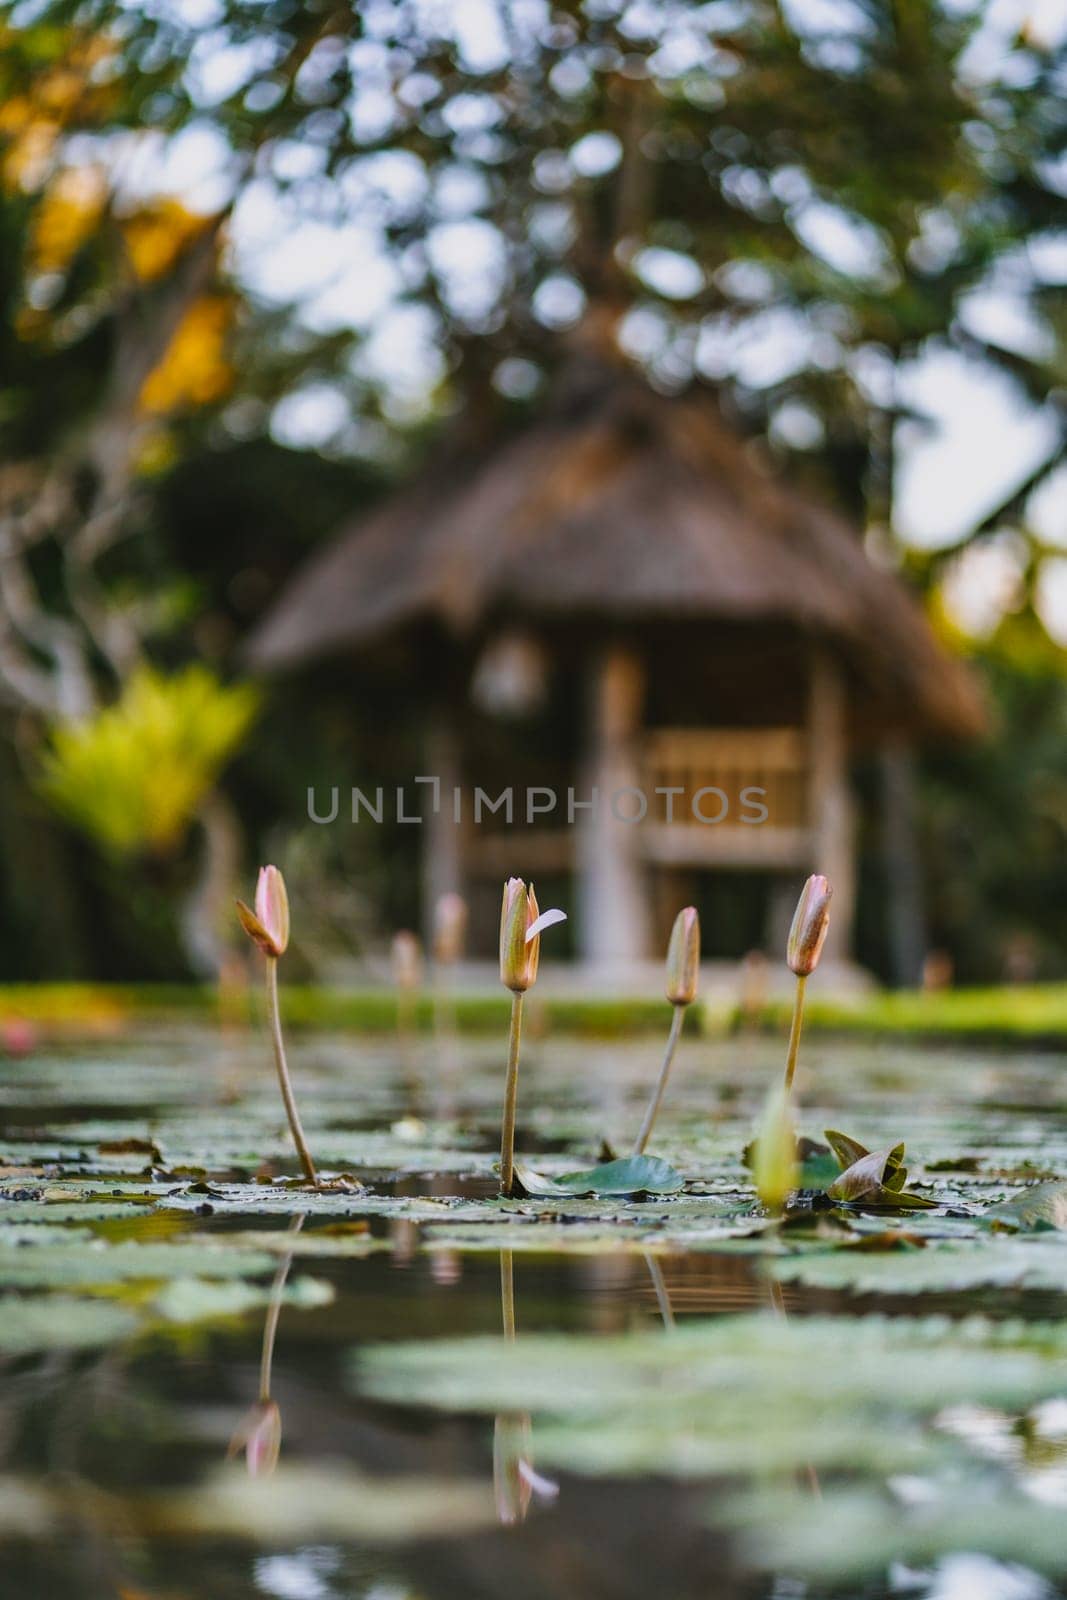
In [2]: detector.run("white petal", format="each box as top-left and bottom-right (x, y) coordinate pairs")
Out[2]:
(525, 907), (567, 942)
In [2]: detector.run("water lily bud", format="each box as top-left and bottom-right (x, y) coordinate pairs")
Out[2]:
(391, 930), (422, 991)
(665, 906), (699, 1005)
(752, 1084), (797, 1214)
(500, 878), (536, 992)
(236, 865), (290, 958)
(433, 892), (468, 965)
(228, 1399), (281, 1478)
(787, 874), (832, 976)
(499, 879), (568, 992)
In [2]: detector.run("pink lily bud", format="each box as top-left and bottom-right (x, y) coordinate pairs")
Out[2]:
(499, 880), (567, 993)
(228, 1398), (281, 1478)
(787, 874), (832, 977)
(236, 865), (290, 959)
(665, 906), (700, 1006)
(391, 930), (423, 991)
(500, 878), (534, 992)
(433, 892), (468, 965)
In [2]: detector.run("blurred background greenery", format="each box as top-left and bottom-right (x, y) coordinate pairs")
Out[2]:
(0, 0), (1064, 988)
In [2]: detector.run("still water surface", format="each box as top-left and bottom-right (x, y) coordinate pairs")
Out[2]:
(0, 1024), (1064, 1600)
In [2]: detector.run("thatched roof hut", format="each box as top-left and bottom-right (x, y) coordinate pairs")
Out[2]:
(250, 367), (984, 970)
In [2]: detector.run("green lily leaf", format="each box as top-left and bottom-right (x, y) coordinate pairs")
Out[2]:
(983, 1180), (1067, 1233)
(823, 1129), (871, 1170)
(513, 1157), (684, 1198)
(826, 1144), (938, 1211)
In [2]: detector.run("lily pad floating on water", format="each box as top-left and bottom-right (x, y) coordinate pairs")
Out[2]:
(513, 1156), (685, 1198)
(771, 1235), (1067, 1294)
(982, 1179), (1067, 1233)
(0, 1294), (139, 1353)
(153, 1273), (333, 1325)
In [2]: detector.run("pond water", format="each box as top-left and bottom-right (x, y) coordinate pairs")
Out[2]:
(0, 1021), (1066, 1599)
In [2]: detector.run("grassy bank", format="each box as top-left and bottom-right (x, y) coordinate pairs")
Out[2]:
(2, 981), (1067, 1043)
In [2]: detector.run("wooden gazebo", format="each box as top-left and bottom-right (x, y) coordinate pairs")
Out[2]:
(248, 367), (984, 969)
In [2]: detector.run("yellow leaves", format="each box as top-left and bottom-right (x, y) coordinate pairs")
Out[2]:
(140, 295), (235, 415)
(0, 34), (116, 191)
(38, 666), (260, 857)
(1, 113), (55, 191)
(28, 165), (106, 272)
(122, 199), (216, 283)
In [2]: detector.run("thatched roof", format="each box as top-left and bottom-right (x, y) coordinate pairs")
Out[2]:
(248, 369), (984, 740)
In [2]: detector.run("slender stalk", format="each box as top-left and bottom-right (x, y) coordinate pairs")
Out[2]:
(264, 955), (318, 1185)
(259, 1213), (305, 1400)
(499, 992), (524, 1197)
(633, 1004), (685, 1155)
(500, 1248), (516, 1340)
(643, 1252), (675, 1330)
(783, 973), (807, 1095)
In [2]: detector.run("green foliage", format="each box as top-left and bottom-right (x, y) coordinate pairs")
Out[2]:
(922, 639), (1067, 982)
(37, 666), (258, 855)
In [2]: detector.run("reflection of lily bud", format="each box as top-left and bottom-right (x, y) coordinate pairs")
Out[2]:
(392, 930), (423, 991)
(430, 1248), (462, 1287)
(493, 1413), (559, 1526)
(433, 893), (468, 965)
(228, 1398), (281, 1478)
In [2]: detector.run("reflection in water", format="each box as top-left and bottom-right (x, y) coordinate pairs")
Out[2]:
(643, 1252), (675, 1329)
(229, 1213), (305, 1477)
(493, 1250), (559, 1526)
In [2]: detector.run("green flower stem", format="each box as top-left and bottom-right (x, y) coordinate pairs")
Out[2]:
(259, 1213), (305, 1400)
(783, 973), (807, 1095)
(265, 955), (318, 1185)
(499, 991), (525, 1197)
(633, 1003), (685, 1155)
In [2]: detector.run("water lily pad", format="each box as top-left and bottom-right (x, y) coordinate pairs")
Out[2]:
(147, 1463), (494, 1542)
(153, 1273), (333, 1324)
(0, 1239), (277, 1288)
(772, 1236), (1067, 1293)
(513, 1156), (684, 1197)
(358, 1311), (1067, 1489)
(0, 1295), (138, 1352)
(983, 1180), (1067, 1233)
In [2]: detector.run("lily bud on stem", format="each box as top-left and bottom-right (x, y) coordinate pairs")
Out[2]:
(633, 907), (699, 1155)
(783, 874), (832, 1095)
(498, 878), (567, 1196)
(236, 867), (318, 1185)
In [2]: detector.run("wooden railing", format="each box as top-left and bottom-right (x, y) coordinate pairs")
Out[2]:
(638, 726), (811, 867)
(462, 726), (813, 875)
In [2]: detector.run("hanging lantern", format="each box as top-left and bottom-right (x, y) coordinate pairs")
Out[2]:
(471, 630), (549, 719)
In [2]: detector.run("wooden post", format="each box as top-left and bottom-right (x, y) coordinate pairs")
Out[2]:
(576, 645), (651, 966)
(880, 740), (926, 988)
(807, 645), (854, 964)
(421, 711), (464, 946)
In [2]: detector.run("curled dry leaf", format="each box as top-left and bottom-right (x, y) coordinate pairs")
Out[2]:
(826, 1143), (938, 1211)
